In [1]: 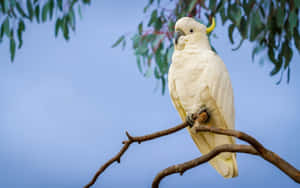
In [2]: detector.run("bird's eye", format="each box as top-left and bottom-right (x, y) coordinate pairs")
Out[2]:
(190, 29), (193, 33)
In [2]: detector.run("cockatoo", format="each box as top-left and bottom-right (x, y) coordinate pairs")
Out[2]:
(168, 17), (238, 178)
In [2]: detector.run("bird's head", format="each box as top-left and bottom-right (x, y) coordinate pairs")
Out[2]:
(174, 17), (215, 51)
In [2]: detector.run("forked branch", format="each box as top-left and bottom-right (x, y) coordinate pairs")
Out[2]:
(85, 115), (300, 188)
(84, 122), (188, 188)
(152, 121), (300, 187)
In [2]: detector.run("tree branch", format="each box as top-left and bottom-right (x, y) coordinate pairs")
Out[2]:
(85, 115), (300, 188)
(84, 122), (188, 188)
(151, 123), (300, 187)
(193, 124), (300, 184)
(152, 144), (258, 188)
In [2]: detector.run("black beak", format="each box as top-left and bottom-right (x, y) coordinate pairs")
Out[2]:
(174, 30), (185, 45)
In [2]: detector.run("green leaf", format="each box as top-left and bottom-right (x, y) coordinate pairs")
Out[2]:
(268, 47), (276, 63)
(294, 0), (300, 8)
(243, 0), (254, 16)
(62, 16), (69, 40)
(216, 0), (224, 12)
(239, 16), (248, 38)
(294, 29), (300, 53)
(275, 6), (285, 28)
(16, 2), (28, 17)
(35, 5), (40, 23)
(220, 6), (227, 24)
(288, 10), (297, 33)
(68, 8), (76, 30)
(55, 18), (62, 37)
(3, 0), (9, 12)
(282, 42), (293, 69)
(259, 5), (265, 18)
(250, 10), (264, 41)
(26, 0), (34, 20)
(17, 20), (25, 48)
(155, 50), (162, 70)
(143, 4), (150, 13)
(148, 10), (157, 26)
(136, 56), (143, 73)
(228, 4), (242, 26)
(83, 0), (91, 4)
(138, 22), (143, 35)
(270, 51), (283, 76)
(42, 2), (50, 22)
(78, 5), (82, 19)
(49, 0), (54, 19)
(112, 35), (125, 48)
(152, 34), (164, 48)
(287, 66), (290, 83)
(209, 0), (217, 11)
(2, 18), (10, 37)
(161, 77), (166, 94)
(154, 67), (160, 79)
(167, 46), (173, 63)
(154, 17), (162, 30)
(122, 39), (126, 50)
(168, 20), (175, 32)
(228, 24), (235, 44)
(10, 32), (16, 61)
(187, 0), (197, 13)
(144, 67), (152, 78)
(252, 45), (264, 61)
(57, 0), (63, 10)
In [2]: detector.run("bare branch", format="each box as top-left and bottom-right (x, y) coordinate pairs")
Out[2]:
(84, 122), (188, 188)
(152, 124), (300, 187)
(152, 144), (258, 188)
(193, 124), (300, 184)
(85, 114), (300, 188)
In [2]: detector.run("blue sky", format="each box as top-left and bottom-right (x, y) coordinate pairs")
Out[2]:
(0, 1), (300, 188)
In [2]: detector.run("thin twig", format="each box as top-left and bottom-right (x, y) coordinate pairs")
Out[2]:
(84, 122), (188, 188)
(152, 124), (300, 187)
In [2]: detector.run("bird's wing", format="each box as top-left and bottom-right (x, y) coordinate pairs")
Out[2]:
(168, 64), (187, 121)
(204, 51), (235, 131)
(194, 51), (238, 178)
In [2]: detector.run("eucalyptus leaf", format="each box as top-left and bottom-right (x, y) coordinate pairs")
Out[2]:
(10, 33), (16, 61)
(26, 0), (34, 20)
(16, 2), (27, 17)
(112, 35), (125, 48)
(228, 24), (235, 44)
(17, 20), (25, 48)
(42, 2), (50, 22)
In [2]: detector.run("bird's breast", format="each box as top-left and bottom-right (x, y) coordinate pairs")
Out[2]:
(170, 51), (210, 113)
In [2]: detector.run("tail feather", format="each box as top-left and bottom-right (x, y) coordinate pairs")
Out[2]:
(188, 128), (238, 178)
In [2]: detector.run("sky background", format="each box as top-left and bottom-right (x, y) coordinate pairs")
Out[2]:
(0, 1), (300, 188)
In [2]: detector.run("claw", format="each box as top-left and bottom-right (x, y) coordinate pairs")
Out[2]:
(186, 106), (210, 127)
(197, 106), (210, 123)
(186, 113), (195, 127)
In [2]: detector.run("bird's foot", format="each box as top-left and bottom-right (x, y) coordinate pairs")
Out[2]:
(186, 106), (210, 128)
(196, 106), (210, 123)
(186, 113), (196, 127)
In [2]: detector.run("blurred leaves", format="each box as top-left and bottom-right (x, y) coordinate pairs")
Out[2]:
(0, 0), (298, 94)
(112, 0), (299, 93)
(0, 0), (91, 62)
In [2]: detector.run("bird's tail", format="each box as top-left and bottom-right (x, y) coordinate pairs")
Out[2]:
(210, 153), (238, 178)
(188, 128), (238, 178)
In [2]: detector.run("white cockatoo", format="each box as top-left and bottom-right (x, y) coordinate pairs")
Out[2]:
(168, 17), (238, 178)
